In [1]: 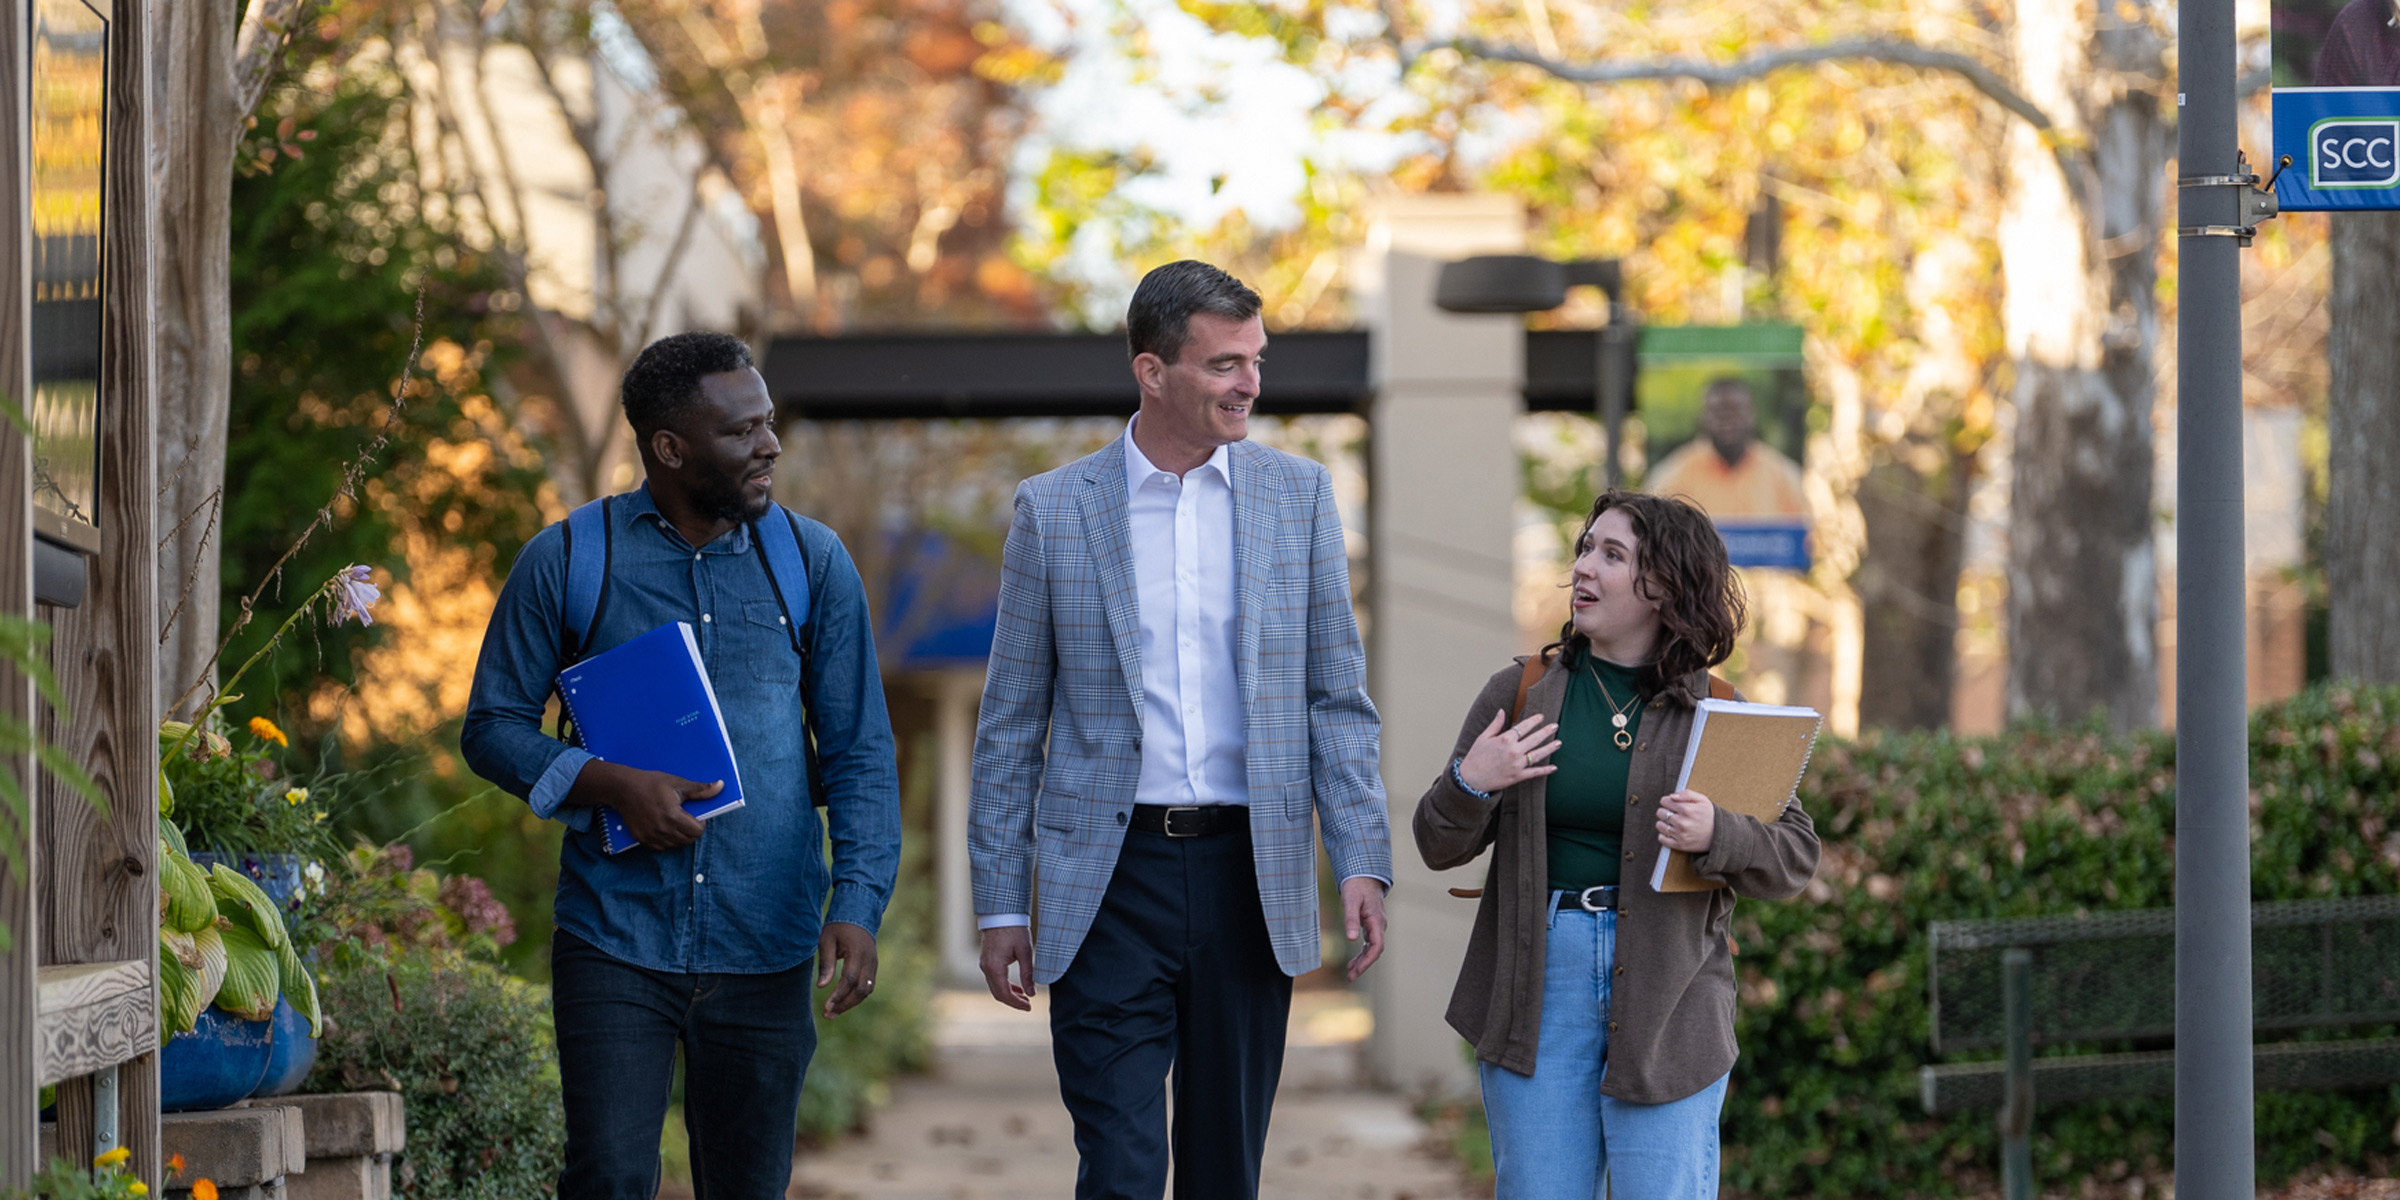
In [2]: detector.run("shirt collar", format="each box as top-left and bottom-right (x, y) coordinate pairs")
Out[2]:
(1122, 415), (1232, 493)
(624, 480), (755, 555)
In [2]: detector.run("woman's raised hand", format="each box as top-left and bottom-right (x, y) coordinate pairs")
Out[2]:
(1458, 711), (1562, 795)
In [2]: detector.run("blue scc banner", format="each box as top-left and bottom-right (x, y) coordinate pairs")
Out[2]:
(2274, 89), (2400, 210)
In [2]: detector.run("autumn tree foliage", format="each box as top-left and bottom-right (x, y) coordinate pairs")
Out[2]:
(616, 0), (1050, 329)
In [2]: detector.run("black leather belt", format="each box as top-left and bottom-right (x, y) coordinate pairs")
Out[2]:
(1129, 805), (1249, 838)
(1553, 886), (1621, 911)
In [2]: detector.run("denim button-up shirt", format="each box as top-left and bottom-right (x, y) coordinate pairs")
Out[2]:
(462, 485), (902, 974)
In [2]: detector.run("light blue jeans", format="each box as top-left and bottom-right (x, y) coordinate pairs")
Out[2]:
(1478, 901), (1730, 1199)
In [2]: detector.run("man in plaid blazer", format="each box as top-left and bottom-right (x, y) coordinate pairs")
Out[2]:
(970, 261), (1394, 1200)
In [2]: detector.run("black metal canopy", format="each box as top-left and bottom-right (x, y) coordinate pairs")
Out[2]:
(762, 328), (1613, 420)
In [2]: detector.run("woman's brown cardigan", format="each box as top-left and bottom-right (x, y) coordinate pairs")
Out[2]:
(1412, 655), (1822, 1103)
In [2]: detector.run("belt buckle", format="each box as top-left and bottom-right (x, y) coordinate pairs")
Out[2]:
(1162, 806), (1205, 838)
(1577, 885), (1616, 911)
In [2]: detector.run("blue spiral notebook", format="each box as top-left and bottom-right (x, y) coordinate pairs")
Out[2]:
(555, 622), (746, 854)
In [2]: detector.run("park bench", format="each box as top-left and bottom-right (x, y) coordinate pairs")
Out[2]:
(1919, 894), (2400, 1195)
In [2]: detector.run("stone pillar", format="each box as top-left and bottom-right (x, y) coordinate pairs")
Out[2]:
(1360, 195), (1526, 1096)
(935, 668), (983, 987)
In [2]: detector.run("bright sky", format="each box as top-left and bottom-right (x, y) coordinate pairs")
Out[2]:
(1003, 0), (1424, 316)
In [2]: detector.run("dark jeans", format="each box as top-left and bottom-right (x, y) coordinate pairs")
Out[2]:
(551, 929), (817, 1200)
(1048, 823), (1293, 1200)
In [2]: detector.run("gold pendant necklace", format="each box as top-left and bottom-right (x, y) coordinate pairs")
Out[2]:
(1584, 659), (1637, 751)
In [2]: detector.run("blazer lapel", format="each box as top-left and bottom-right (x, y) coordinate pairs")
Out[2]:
(1077, 440), (1146, 717)
(1229, 441), (1278, 704)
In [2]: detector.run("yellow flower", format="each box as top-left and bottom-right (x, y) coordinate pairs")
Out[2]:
(312, 810), (328, 824)
(93, 1146), (129, 1168)
(284, 787), (308, 807)
(128, 1183), (147, 1196)
(248, 717), (288, 748)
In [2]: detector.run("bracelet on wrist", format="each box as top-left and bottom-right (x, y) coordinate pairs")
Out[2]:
(1451, 756), (1495, 800)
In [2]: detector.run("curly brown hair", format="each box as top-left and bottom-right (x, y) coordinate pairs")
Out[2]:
(1543, 489), (1748, 706)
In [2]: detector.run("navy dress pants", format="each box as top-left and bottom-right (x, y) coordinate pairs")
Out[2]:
(1048, 822), (1294, 1200)
(550, 929), (818, 1200)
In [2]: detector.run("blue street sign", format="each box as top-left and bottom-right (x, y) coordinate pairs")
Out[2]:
(1714, 519), (1810, 571)
(2273, 89), (2400, 210)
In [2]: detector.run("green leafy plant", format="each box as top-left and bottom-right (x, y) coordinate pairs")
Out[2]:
(298, 843), (556, 1197)
(154, 818), (321, 1045)
(158, 717), (334, 861)
(0, 1146), (185, 1198)
(305, 951), (562, 1198)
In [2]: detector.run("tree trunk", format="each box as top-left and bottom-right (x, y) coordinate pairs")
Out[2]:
(1998, 1), (2167, 730)
(150, 3), (243, 716)
(1857, 453), (1973, 729)
(2327, 212), (2400, 683)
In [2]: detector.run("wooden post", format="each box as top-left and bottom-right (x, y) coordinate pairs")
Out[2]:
(39, 0), (159, 1188)
(0, 0), (41, 1183)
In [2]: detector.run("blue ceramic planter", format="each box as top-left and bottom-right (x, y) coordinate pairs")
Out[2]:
(158, 1007), (273, 1112)
(166, 850), (318, 1106)
(253, 997), (317, 1098)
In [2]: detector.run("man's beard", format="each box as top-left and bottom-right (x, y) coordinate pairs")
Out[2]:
(1710, 433), (1750, 467)
(693, 463), (772, 524)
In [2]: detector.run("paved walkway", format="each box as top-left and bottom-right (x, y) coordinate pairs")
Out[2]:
(784, 989), (1485, 1200)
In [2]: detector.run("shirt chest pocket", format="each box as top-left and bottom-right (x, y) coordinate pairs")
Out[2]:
(740, 600), (802, 685)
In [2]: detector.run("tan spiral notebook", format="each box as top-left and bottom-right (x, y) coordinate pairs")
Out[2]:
(1649, 698), (1822, 893)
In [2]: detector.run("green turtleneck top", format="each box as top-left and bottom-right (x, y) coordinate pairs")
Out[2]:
(1545, 648), (1646, 891)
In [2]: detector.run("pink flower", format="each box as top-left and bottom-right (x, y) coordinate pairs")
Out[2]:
(439, 875), (517, 948)
(330, 565), (381, 627)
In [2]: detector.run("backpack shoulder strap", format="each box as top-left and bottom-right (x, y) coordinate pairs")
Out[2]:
(1509, 655), (1546, 724)
(754, 505), (830, 808)
(1708, 673), (1735, 701)
(561, 496), (614, 661)
(751, 506), (811, 654)
(1452, 654), (1553, 902)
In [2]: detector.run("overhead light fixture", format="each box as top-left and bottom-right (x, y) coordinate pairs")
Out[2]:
(1433, 253), (1638, 487)
(1434, 255), (1622, 314)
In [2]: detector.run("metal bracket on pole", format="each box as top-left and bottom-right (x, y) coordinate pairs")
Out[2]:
(92, 1065), (119, 1163)
(2176, 151), (2282, 246)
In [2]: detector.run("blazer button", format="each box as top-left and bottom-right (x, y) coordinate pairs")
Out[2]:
(1614, 964), (1624, 975)
(1623, 851), (1633, 860)
(1115, 811), (1128, 826)
(1608, 1021), (1619, 1032)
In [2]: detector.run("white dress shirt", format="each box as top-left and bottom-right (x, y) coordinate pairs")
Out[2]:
(1123, 419), (1250, 807)
(978, 418), (1250, 931)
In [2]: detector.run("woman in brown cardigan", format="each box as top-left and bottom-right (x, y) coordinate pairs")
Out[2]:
(1413, 490), (1820, 1199)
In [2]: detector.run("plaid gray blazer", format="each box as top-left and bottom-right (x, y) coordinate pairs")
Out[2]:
(968, 436), (1392, 984)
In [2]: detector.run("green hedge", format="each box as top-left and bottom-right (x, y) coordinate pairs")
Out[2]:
(1720, 682), (2400, 1195)
(308, 952), (566, 1198)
